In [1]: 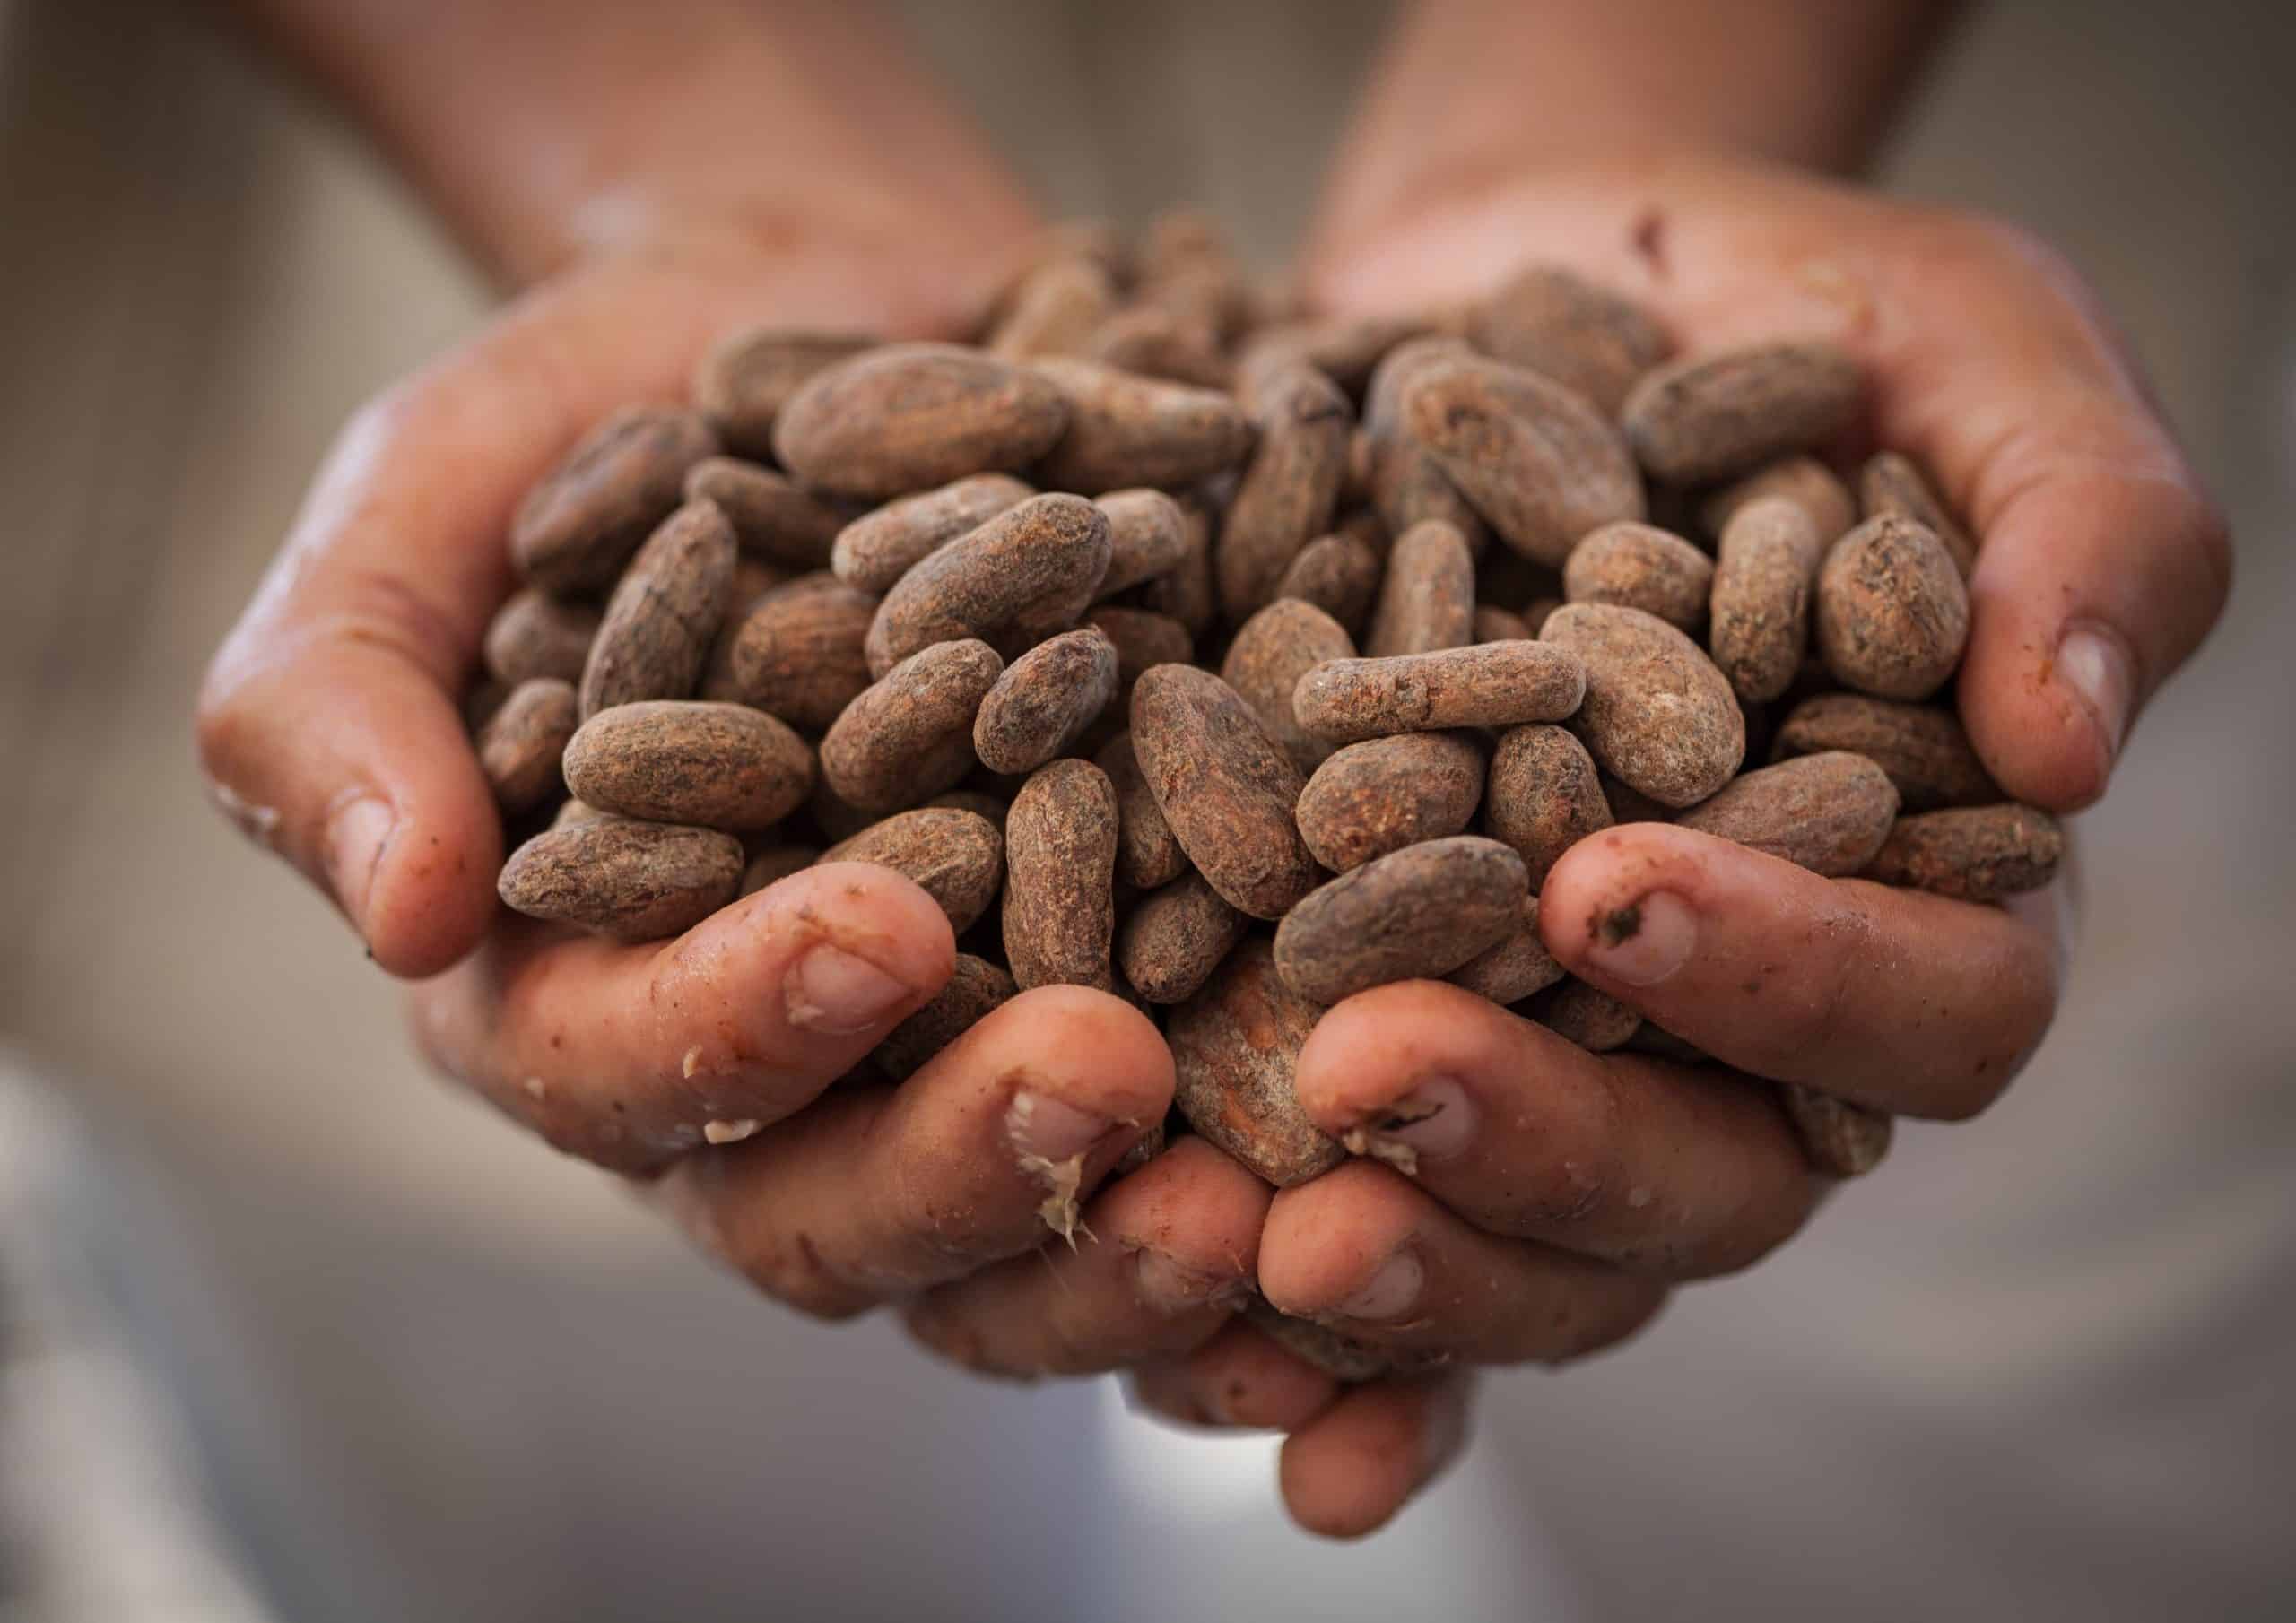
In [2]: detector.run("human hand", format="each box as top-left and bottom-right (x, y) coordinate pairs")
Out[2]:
(1154, 150), (2228, 1536)
(196, 217), (1231, 1328)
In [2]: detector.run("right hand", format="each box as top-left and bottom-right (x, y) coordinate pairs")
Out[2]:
(196, 221), (1264, 1327)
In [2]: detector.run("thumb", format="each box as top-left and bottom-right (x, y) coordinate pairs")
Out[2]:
(197, 380), (514, 976)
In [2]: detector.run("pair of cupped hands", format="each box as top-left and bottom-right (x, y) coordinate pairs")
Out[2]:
(197, 152), (2226, 1538)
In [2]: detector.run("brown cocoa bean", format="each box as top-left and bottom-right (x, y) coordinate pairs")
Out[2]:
(1292, 641), (1587, 744)
(1222, 598), (1359, 773)
(1462, 265), (1670, 414)
(512, 406), (718, 593)
(484, 589), (600, 687)
(1094, 731), (1187, 890)
(691, 327), (873, 459)
(1138, 493), (1219, 638)
(1484, 724), (1613, 889)
(682, 456), (851, 572)
(477, 677), (578, 814)
(1445, 892), (1566, 1005)
(773, 343), (1070, 499)
(820, 638), (1004, 813)
(1675, 751), (1900, 876)
(1541, 603), (1744, 807)
(1401, 352), (1646, 567)
(1600, 772), (1672, 825)
(1770, 692), (1997, 812)
(1033, 360), (1254, 492)
(805, 776), (883, 845)
(1700, 454), (1856, 546)
(923, 788), (1009, 829)
(1215, 360), (1352, 621)
(830, 473), (1035, 595)
(1815, 515), (1970, 700)
(727, 557), (788, 617)
(875, 954), (1018, 1081)
(1474, 605), (1532, 643)
(1709, 494), (1825, 704)
(1563, 521), (1714, 631)
(499, 819), (743, 942)
(1274, 533), (1384, 636)
(1533, 977), (1641, 1052)
(1118, 871), (1249, 1006)
(1002, 758), (1118, 991)
(1167, 938), (1344, 1186)
(865, 493), (1110, 677)
(700, 572), (876, 729)
(1864, 803), (2063, 901)
(1129, 664), (1319, 920)
(987, 256), (1118, 360)
(1365, 517), (1476, 656)
(562, 700), (814, 833)
(1294, 732), (1487, 873)
(973, 626), (1119, 775)
(578, 499), (736, 718)
(1083, 305), (1233, 391)
(1092, 489), (1192, 597)
(1274, 836), (1527, 1004)
(822, 807), (1005, 933)
(1860, 450), (1976, 578)
(1083, 607), (1193, 711)
(1363, 338), (1492, 551)
(1621, 342), (1863, 484)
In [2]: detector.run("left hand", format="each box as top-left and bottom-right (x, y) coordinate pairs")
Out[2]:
(915, 152), (2229, 1541)
(1232, 150), (2226, 1534)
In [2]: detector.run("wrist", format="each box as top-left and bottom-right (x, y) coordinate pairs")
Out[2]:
(229, 0), (1041, 298)
(552, 189), (1038, 340)
(1305, 0), (1963, 308)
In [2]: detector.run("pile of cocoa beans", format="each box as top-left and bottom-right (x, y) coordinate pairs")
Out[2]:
(471, 213), (2062, 1286)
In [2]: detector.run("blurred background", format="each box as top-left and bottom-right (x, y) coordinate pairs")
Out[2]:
(1, 0), (2290, 1619)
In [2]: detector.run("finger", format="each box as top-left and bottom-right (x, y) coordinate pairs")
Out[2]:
(1259, 1161), (1668, 1366)
(1127, 1321), (1344, 1432)
(901, 1138), (1270, 1379)
(410, 862), (954, 1172)
(197, 248), (945, 975)
(1539, 824), (2058, 1118)
(654, 986), (1174, 1318)
(1295, 981), (1815, 1277)
(1847, 215), (2231, 811)
(1310, 161), (2231, 809)
(1278, 1373), (1473, 1541)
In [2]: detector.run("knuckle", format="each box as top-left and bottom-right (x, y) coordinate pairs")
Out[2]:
(730, 1230), (874, 1322)
(905, 1305), (1041, 1382)
(1548, 1283), (1671, 1366)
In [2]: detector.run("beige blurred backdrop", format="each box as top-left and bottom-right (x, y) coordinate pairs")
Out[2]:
(2, 1), (2291, 1619)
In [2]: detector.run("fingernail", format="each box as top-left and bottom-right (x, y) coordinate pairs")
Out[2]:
(1005, 1089), (1114, 1163)
(1339, 1249), (1423, 1322)
(323, 797), (394, 933)
(1579, 890), (1696, 986)
(2056, 621), (2135, 766)
(1135, 1249), (1239, 1315)
(1345, 1076), (1476, 1173)
(784, 945), (912, 1034)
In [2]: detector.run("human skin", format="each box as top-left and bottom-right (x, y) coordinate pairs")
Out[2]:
(198, 0), (2230, 1545)
(196, 0), (1262, 1380)
(910, 0), (2227, 1540)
